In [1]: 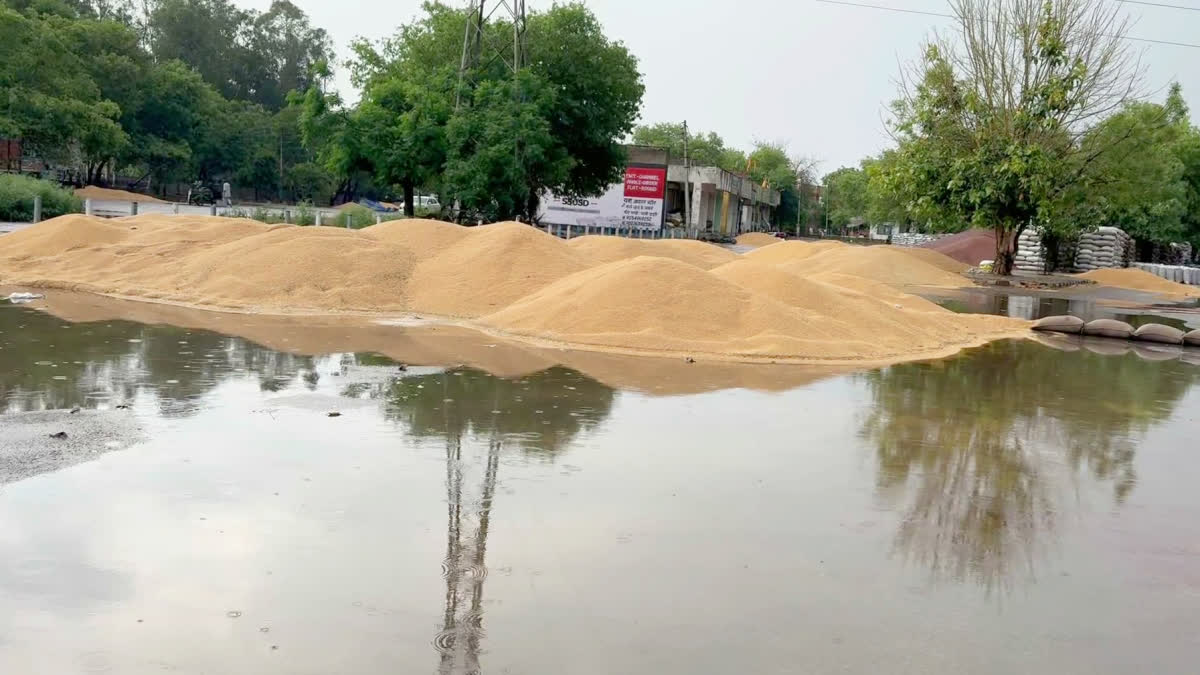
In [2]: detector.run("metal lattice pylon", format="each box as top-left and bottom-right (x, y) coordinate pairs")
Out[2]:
(455, 0), (528, 110)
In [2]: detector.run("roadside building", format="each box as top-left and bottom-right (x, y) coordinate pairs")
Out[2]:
(664, 163), (781, 237)
(538, 145), (781, 238)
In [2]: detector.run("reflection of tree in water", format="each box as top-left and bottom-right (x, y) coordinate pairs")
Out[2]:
(860, 339), (1199, 592)
(372, 366), (614, 673)
(0, 305), (312, 415)
(381, 366), (615, 456)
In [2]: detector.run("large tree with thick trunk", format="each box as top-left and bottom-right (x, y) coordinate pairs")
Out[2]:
(878, 0), (1143, 275)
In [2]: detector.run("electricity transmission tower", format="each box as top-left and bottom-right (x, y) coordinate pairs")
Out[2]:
(455, 0), (528, 110)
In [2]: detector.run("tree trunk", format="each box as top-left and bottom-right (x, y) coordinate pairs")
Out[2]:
(993, 224), (1023, 276)
(403, 179), (415, 217)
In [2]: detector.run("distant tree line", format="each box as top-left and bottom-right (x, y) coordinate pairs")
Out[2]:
(1, 0), (645, 217)
(1, 0), (338, 202)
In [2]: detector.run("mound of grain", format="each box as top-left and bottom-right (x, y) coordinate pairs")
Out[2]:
(407, 221), (590, 317)
(567, 235), (738, 270)
(735, 232), (783, 248)
(923, 228), (996, 266)
(163, 226), (417, 311)
(483, 256), (1021, 361)
(807, 272), (945, 312)
(0, 214), (1025, 364)
(362, 218), (470, 257)
(711, 259), (976, 342)
(711, 258), (875, 316)
(75, 186), (168, 203)
(115, 214), (272, 246)
(0, 214), (132, 259)
(777, 244), (969, 288)
(1078, 268), (1200, 298)
(482, 256), (861, 357)
(743, 239), (848, 265)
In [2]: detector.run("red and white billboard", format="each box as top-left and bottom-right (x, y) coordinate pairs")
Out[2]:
(539, 165), (666, 230)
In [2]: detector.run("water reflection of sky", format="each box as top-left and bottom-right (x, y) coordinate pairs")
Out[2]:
(2, 304), (1200, 674)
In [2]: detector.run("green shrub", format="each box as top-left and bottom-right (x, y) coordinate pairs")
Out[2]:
(0, 174), (83, 222)
(250, 206), (286, 224)
(337, 203), (378, 229)
(294, 200), (315, 226)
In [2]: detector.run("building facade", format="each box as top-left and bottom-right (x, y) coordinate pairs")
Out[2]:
(664, 163), (781, 236)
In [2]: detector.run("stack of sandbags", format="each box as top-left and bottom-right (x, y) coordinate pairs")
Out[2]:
(1167, 242), (1194, 266)
(1014, 228), (1046, 273)
(892, 232), (946, 247)
(1073, 226), (1132, 272)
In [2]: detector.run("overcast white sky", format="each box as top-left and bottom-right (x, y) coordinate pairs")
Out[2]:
(243, 0), (1199, 176)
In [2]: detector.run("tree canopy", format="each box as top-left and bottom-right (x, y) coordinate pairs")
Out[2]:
(1, 0), (336, 201)
(876, 0), (1148, 274)
(305, 0), (644, 220)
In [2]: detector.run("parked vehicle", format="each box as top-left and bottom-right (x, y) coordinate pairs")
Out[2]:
(187, 181), (214, 206)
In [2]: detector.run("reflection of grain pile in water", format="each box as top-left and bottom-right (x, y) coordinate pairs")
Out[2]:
(1078, 268), (1200, 298)
(406, 221), (590, 317)
(362, 218), (470, 258)
(768, 244), (969, 288)
(482, 256), (1018, 360)
(567, 235), (738, 269)
(0, 214), (1023, 363)
(735, 232), (783, 248)
(75, 186), (168, 203)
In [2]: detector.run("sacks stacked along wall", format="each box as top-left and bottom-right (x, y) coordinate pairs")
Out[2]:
(1073, 226), (1132, 272)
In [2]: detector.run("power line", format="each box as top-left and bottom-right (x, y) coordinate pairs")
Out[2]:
(814, 0), (1200, 48)
(1116, 0), (1200, 12)
(816, 0), (954, 18)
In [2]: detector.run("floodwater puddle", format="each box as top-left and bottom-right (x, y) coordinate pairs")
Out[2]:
(1, 296), (1198, 674)
(921, 284), (1200, 329)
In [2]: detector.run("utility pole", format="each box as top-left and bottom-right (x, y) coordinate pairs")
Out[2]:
(454, 0), (528, 217)
(824, 182), (830, 236)
(682, 120), (691, 234)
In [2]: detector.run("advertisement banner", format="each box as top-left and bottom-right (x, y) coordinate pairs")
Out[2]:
(539, 165), (666, 230)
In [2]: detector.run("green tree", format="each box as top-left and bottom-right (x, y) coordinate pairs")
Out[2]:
(295, 72), (373, 205)
(746, 142), (815, 230)
(145, 0), (331, 111)
(1178, 126), (1200, 250)
(1046, 87), (1190, 251)
(351, 1), (643, 221)
(879, 0), (1144, 274)
(0, 6), (125, 165)
(357, 71), (452, 215)
(526, 2), (643, 199)
(631, 122), (743, 171)
(443, 72), (568, 221)
(239, 1), (334, 111)
(822, 166), (868, 228)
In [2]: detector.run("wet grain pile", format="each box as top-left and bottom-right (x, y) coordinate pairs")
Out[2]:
(75, 186), (168, 203)
(754, 242), (969, 288)
(1078, 268), (1200, 298)
(567, 235), (738, 269)
(735, 232), (784, 248)
(0, 215), (1020, 363)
